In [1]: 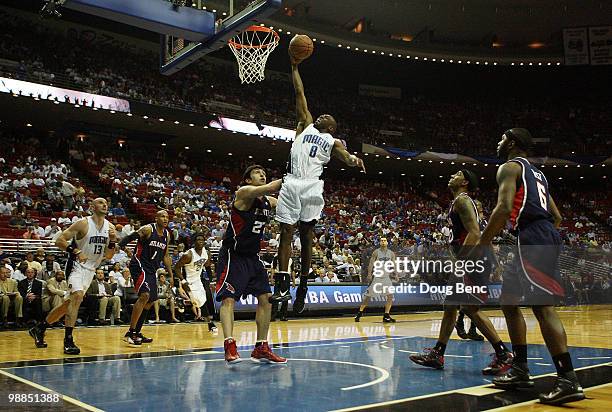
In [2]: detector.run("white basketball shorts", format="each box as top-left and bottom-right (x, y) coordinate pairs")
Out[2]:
(188, 280), (207, 307)
(275, 175), (325, 225)
(67, 262), (96, 293)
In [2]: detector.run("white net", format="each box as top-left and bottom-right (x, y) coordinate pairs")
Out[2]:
(228, 26), (279, 84)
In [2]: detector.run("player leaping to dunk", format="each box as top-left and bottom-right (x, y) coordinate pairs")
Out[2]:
(270, 38), (366, 313)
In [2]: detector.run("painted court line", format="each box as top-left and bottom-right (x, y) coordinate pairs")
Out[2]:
(577, 356), (611, 360)
(185, 358), (390, 391)
(329, 361), (612, 412)
(0, 369), (103, 412)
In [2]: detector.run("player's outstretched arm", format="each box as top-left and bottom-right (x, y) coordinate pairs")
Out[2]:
(479, 162), (521, 244)
(236, 179), (282, 202)
(118, 225), (151, 248)
(332, 140), (366, 173)
(291, 64), (313, 135)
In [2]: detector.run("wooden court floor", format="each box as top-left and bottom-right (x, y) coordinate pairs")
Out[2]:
(0, 305), (610, 411)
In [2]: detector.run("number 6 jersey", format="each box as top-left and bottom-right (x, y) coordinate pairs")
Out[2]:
(223, 196), (272, 255)
(508, 157), (554, 231)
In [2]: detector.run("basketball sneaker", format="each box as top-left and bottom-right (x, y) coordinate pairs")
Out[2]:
(482, 351), (514, 375)
(250, 342), (287, 364)
(354, 311), (362, 322)
(208, 322), (218, 333)
(383, 314), (396, 323)
(269, 273), (291, 303)
(29, 325), (47, 348)
(539, 375), (585, 405)
(136, 332), (153, 343)
(492, 363), (534, 388)
(409, 348), (444, 370)
(466, 328), (484, 341)
(456, 326), (469, 339)
(64, 337), (80, 355)
(224, 338), (242, 364)
(292, 284), (308, 314)
(123, 331), (142, 346)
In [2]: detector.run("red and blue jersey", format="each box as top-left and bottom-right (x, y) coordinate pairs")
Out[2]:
(508, 157), (554, 231)
(223, 196), (272, 255)
(130, 223), (169, 272)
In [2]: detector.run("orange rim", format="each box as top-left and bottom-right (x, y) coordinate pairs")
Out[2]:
(228, 25), (279, 50)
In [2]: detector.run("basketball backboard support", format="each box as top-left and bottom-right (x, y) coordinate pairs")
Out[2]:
(160, 0), (282, 76)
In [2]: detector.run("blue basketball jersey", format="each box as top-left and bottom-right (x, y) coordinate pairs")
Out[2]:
(508, 157), (554, 231)
(131, 223), (169, 272)
(223, 196), (272, 255)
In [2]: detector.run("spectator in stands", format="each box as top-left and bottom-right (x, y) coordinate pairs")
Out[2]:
(58, 176), (76, 210)
(111, 247), (130, 266)
(18, 267), (43, 323)
(34, 248), (46, 265)
(86, 269), (121, 325)
(153, 271), (179, 323)
(44, 218), (60, 238)
(314, 269), (326, 283)
(22, 225), (41, 240)
(24, 252), (43, 277)
(71, 210), (85, 223)
(32, 222), (45, 239)
(2, 258), (14, 278)
(8, 210), (26, 229)
(43, 270), (68, 314)
(110, 202), (126, 216)
(12, 261), (28, 282)
(325, 267), (340, 283)
(108, 262), (123, 284)
(0, 266), (23, 328)
(57, 210), (71, 226)
(114, 267), (134, 304)
(0, 196), (13, 216)
(41, 254), (61, 281)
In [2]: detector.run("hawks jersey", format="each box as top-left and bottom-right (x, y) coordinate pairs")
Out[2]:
(131, 223), (169, 272)
(448, 193), (479, 256)
(73, 217), (110, 271)
(287, 123), (335, 179)
(508, 157), (554, 231)
(224, 196), (272, 255)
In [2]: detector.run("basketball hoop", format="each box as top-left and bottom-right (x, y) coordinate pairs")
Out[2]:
(228, 25), (279, 84)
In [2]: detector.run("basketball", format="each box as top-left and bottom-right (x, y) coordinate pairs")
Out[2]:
(289, 34), (313, 62)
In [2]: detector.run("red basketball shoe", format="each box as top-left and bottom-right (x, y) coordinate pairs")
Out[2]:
(224, 338), (242, 364)
(250, 342), (287, 364)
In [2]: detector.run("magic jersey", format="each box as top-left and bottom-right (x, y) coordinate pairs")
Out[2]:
(287, 123), (335, 179)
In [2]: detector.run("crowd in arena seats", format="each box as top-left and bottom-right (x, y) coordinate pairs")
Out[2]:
(1, 9), (611, 157)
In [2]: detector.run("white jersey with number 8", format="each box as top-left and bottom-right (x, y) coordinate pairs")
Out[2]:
(287, 124), (335, 179)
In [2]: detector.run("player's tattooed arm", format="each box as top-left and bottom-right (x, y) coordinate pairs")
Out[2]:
(454, 196), (481, 247)
(291, 64), (313, 135)
(548, 195), (562, 228)
(55, 219), (88, 262)
(332, 140), (366, 173)
(479, 162), (522, 244)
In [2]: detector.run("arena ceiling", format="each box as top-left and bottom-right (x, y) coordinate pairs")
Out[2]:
(277, 0), (610, 47)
